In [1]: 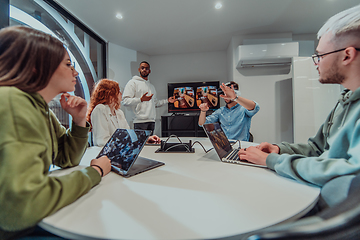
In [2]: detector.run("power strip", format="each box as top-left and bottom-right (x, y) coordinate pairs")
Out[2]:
(155, 140), (195, 153)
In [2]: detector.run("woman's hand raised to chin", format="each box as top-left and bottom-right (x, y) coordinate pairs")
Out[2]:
(60, 93), (87, 127)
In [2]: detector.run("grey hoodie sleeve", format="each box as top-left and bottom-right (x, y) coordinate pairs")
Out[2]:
(266, 104), (360, 187)
(155, 98), (169, 107)
(122, 80), (142, 106)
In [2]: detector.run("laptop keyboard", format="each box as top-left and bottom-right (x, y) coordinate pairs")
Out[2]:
(225, 148), (252, 164)
(227, 149), (240, 160)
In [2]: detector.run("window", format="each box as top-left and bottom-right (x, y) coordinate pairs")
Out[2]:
(8, 0), (106, 127)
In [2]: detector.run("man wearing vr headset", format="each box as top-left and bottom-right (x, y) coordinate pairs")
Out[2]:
(198, 81), (260, 141)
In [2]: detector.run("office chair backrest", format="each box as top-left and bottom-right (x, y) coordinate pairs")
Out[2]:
(249, 132), (254, 142)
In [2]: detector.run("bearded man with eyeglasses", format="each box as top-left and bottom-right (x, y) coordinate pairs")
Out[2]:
(238, 4), (360, 212)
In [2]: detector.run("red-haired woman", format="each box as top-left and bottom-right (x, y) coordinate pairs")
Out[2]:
(87, 79), (160, 146)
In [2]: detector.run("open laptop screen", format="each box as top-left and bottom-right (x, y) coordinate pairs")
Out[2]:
(203, 123), (232, 158)
(97, 129), (151, 173)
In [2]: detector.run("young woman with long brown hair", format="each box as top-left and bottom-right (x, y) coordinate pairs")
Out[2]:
(0, 26), (111, 239)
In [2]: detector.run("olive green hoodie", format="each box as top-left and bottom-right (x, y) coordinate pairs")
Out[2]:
(0, 87), (100, 239)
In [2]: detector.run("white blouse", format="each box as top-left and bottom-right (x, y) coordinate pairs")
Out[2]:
(91, 104), (130, 146)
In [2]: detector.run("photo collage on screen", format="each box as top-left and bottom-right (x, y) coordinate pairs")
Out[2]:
(168, 81), (220, 113)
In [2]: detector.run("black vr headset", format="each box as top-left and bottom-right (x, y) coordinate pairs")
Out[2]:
(217, 82), (238, 95)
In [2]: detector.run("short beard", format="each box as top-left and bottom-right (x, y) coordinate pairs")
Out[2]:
(319, 61), (345, 84)
(140, 72), (149, 78)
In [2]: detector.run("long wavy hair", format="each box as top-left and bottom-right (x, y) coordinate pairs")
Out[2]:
(86, 79), (121, 126)
(0, 26), (65, 92)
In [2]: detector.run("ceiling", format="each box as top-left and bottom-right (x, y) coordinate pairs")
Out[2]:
(54, 0), (359, 56)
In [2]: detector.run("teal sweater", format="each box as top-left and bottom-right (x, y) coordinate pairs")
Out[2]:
(0, 87), (101, 239)
(267, 87), (360, 207)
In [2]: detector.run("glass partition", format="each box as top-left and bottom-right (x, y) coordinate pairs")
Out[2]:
(8, 0), (106, 127)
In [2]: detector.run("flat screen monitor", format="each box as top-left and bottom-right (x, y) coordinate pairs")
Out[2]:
(168, 81), (220, 113)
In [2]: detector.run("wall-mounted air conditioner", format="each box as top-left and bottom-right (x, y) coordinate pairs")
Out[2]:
(236, 42), (299, 68)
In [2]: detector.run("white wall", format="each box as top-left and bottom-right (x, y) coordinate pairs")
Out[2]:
(228, 33), (316, 144)
(149, 51), (228, 136)
(292, 57), (341, 143)
(108, 34), (319, 143)
(107, 42), (149, 127)
(107, 45), (227, 136)
(232, 68), (294, 144)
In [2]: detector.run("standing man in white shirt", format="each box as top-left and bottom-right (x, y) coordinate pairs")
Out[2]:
(122, 61), (175, 133)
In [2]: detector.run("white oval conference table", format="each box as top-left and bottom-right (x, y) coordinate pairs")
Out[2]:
(40, 137), (320, 240)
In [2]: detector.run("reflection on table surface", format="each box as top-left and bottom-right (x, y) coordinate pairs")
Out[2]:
(41, 137), (320, 240)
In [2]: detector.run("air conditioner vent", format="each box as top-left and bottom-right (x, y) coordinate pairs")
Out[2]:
(237, 42), (299, 68)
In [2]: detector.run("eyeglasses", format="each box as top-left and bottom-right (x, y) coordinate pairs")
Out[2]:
(312, 47), (360, 64)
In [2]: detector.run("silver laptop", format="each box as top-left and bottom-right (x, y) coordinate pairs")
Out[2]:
(97, 129), (165, 177)
(203, 122), (266, 168)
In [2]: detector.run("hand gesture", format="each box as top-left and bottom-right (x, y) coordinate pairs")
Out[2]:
(60, 93), (87, 127)
(199, 103), (209, 112)
(141, 92), (154, 102)
(90, 155), (111, 177)
(219, 83), (236, 100)
(256, 142), (280, 154)
(147, 135), (161, 144)
(168, 96), (176, 103)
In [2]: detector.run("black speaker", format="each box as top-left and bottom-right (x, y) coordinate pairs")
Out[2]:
(168, 116), (194, 130)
